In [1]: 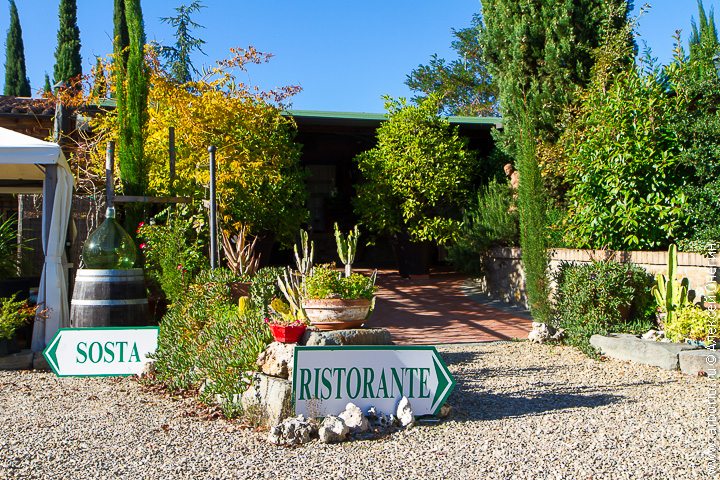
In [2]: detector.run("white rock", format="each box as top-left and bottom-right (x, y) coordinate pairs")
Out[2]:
(528, 322), (554, 344)
(267, 415), (316, 446)
(318, 415), (349, 443)
(256, 342), (295, 379)
(339, 402), (369, 433)
(396, 396), (415, 427)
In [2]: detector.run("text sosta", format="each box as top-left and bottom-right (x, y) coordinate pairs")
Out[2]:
(76, 341), (141, 364)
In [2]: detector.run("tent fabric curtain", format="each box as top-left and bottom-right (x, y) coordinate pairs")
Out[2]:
(0, 127), (74, 352)
(31, 163), (73, 351)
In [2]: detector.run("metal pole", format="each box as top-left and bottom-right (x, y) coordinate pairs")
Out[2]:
(168, 127), (176, 193)
(208, 145), (218, 270)
(105, 141), (115, 210)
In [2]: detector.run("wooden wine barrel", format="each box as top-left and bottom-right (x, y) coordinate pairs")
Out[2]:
(70, 269), (150, 327)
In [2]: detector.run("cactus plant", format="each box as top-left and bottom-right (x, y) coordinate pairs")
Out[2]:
(334, 223), (359, 277)
(237, 296), (251, 315)
(294, 229), (314, 277)
(651, 244), (690, 326)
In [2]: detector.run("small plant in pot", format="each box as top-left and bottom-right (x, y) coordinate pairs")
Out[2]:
(0, 293), (35, 356)
(264, 298), (307, 344)
(302, 265), (377, 331)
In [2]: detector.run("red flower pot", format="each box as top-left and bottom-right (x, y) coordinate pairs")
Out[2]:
(269, 324), (307, 344)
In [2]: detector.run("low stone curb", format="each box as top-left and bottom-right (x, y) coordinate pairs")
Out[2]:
(679, 350), (720, 378)
(590, 334), (701, 372)
(0, 350), (52, 371)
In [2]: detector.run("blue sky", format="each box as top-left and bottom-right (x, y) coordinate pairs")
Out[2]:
(0, 0), (707, 113)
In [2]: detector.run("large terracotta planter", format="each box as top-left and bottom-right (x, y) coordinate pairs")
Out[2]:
(302, 298), (372, 331)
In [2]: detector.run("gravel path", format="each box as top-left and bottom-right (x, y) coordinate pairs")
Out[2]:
(1, 342), (715, 480)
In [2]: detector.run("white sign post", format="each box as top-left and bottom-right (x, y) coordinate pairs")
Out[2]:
(292, 346), (455, 417)
(43, 327), (159, 377)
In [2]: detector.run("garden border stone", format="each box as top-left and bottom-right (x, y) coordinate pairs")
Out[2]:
(679, 350), (720, 378)
(0, 349), (33, 370)
(590, 333), (699, 370)
(301, 327), (392, 346)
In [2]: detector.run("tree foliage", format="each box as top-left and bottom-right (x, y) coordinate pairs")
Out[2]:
(142, 48), (304, 246)
(115, 0), (150, 196)
(353, 96), (475, 245)
(159, 1), (206, 83)
(91, 57), (108, 98)
(479, 0), (631, 323)
(53, 0), (82, 85)
(3, 0), (30, 97)
(406, 15), (497, 117)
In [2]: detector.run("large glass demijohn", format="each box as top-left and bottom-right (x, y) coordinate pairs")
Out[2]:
(82, 207), (137, 269)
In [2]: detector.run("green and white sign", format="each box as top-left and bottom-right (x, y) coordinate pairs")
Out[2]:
(292, 346), (455, 417)
(43, 327), (159, 377)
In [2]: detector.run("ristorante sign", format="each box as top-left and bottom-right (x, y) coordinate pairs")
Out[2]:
(292, 346), (455, 417)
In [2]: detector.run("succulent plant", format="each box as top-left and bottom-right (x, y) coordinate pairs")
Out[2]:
(334, 223), (359, 278)
(651, 244), (690, 326)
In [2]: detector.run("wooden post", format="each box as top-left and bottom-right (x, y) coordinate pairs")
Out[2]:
(16, 194), (23, 275)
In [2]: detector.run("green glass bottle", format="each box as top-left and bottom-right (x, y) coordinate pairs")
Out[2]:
(82, 207), (137, 269)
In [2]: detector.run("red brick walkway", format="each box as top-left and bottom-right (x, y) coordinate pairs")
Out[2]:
(368, 270), (532, 345)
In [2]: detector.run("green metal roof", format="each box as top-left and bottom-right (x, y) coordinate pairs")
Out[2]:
(285, 109), (502, 127)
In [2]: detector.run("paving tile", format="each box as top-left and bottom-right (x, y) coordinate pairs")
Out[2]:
(367, 270), (532, 345)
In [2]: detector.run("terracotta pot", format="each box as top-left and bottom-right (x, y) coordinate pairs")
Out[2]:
(268, 324), (306, 344)
(302, 298), (372, 331)
(228, 281), (252, 303)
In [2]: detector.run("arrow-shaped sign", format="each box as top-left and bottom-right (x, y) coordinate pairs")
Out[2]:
(43, 327), (159, 377)
(293, 346), (455, 417)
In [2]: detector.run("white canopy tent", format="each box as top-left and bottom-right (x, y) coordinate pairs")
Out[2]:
(0, 127), (74, 352)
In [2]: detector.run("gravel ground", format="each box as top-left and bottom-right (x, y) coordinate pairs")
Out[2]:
(0, 342), (715, 480)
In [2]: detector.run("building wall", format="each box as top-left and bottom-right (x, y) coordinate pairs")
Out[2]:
(477, 247), (719, 308)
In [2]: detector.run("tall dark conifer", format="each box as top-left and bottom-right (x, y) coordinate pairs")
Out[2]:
(480, 0), (632, 324)
(116, 0), (149, 196)
(3, 0), (30, 96)
(43, 73), (52, 94)
(53, 0), (82, 84)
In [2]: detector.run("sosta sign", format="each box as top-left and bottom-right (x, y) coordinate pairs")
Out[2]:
(292, 346), (455, 417)
(43, 327), (159, 377)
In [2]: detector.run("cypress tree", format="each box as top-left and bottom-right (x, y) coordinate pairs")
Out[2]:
(91, 57), (108, 98)
(113, 0), (130, 72)
(3, 0), (31, 97)
(43, 73), (52, 94)
(116, 0), (149, 196)
(53, 0), (82, 85)
(480, 0), (631, 323)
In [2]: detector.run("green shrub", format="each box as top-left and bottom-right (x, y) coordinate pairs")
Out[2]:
(553, 261), (655, 356)
(304, 266), (376, 300)
(138, 204), (208, 303)
(0, 293), (33, 341)
(665, 306), (718, 343)
(447, 179), (518, 273)
(249, 266), (284, 315)
(150, 268), (271, 418)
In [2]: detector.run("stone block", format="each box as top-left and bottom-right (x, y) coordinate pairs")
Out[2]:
(590, 334), (699, 370)
(301, 327), (392, 346)
(256, 342), (295, 379)
(0, 349), (33, 370)
(241, 373), (293, 426)
(679, 350), (720, 378)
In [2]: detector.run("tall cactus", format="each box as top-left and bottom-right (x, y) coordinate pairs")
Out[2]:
(335, 223), (359, 277)
(651, 244), (689, 326)
(294, 229), (314, 277)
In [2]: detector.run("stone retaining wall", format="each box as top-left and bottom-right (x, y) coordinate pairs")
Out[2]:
(476, 247), (719, 308)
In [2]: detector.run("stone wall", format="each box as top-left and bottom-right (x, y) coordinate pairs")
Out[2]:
(476, 247), (718, 308)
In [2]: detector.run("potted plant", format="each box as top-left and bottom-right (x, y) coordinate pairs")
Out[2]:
(0, 293), (35, 356)
(301, 265), (377, 331)
(264, 298), (307, 343)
